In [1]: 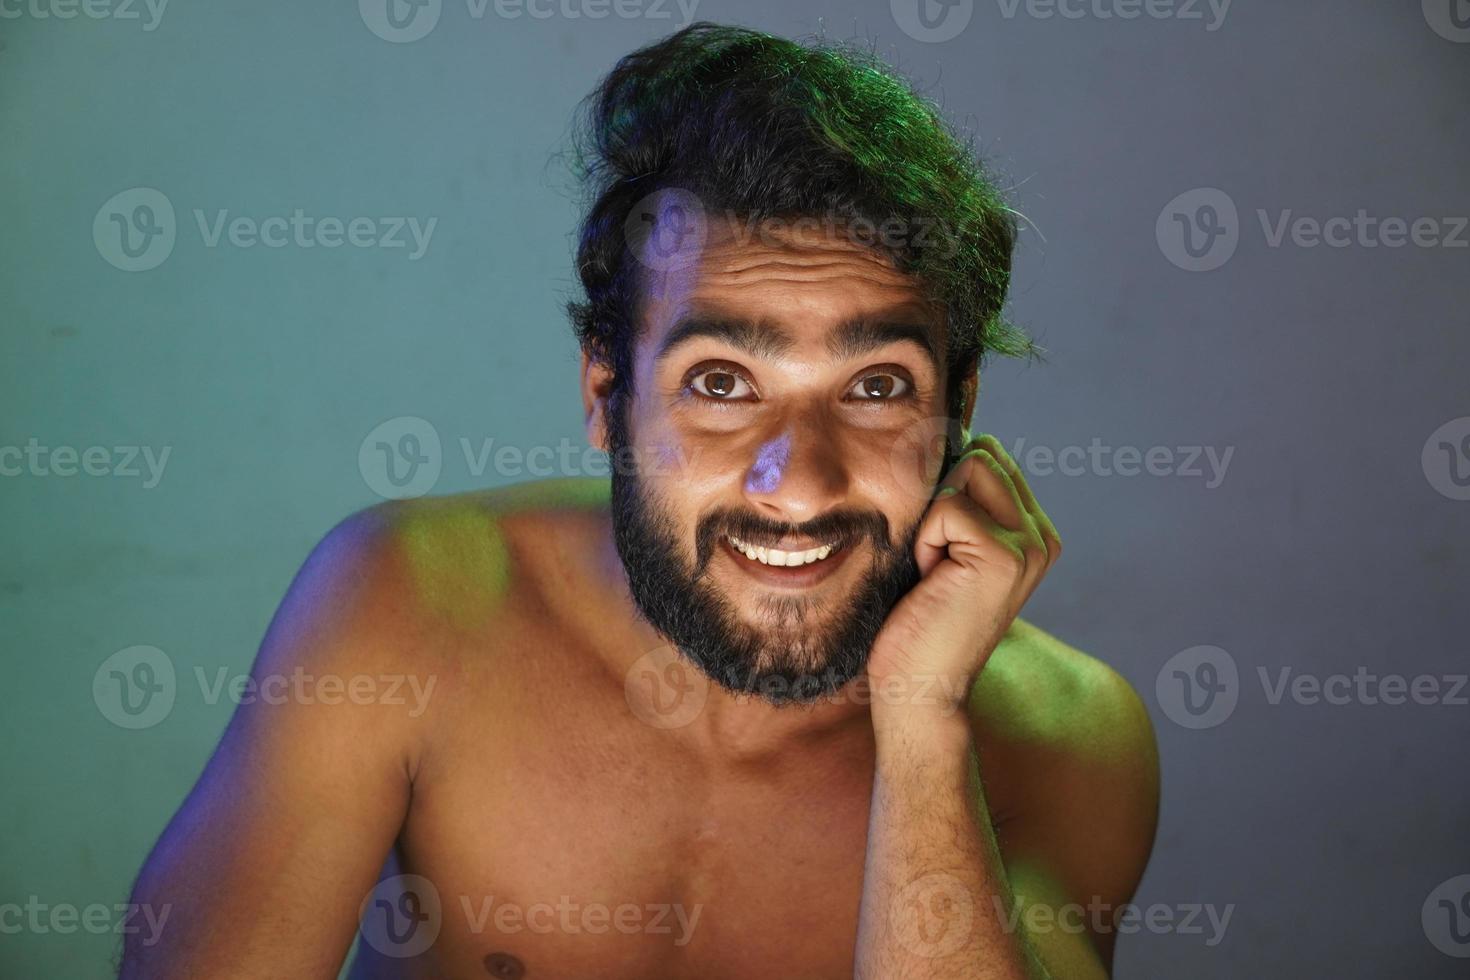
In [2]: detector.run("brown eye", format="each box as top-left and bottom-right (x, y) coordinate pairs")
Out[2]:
(690, 369), (754, 400)
(848, 373), (911, 400)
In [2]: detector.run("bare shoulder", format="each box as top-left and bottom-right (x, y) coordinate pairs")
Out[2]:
(312, 476), (612, 636)
(967, 618), (1161, 934)
(969, 618), (1158, 768)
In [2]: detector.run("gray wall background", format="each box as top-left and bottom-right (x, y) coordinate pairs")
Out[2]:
(2, 0), (1467, 976)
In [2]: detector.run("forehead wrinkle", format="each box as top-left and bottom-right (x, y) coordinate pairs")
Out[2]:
(702, 256), (915, 288)
(643, 237), (943, 372)
(691, 267), (932, 329)
(698, 233), (910, 277)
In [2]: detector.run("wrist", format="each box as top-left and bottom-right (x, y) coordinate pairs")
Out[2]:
(864, 662), (974, 725)
(870, 697), (973, 759)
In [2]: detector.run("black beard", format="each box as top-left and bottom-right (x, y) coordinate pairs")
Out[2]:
(606, 407), (923, 706)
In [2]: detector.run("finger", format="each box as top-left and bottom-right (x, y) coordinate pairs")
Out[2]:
(974, 434), (1062, 565)
(973, 434), (1039, 515)
(915, 484), (1015, 577)
(953, 446), (1027, 532)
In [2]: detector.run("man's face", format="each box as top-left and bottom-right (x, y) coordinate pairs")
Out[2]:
(596, 213), (958, 705)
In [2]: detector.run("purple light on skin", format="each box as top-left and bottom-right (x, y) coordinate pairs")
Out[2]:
(745, 435), (791, 495)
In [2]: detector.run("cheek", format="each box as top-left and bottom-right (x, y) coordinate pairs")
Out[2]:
(849, 420), (947, 509)
(626, 412), (745, 510)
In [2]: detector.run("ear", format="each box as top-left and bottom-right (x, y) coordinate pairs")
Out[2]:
(581, 349), (616, 453)
(955, 364), (979, 435)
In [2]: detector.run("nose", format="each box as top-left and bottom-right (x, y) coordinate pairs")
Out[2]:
(742, 417), (849, 525)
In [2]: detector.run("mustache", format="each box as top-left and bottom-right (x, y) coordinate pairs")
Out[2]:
(693, 506), (896, 573)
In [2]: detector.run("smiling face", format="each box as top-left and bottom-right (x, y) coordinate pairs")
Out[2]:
(587, 216), (967, 704)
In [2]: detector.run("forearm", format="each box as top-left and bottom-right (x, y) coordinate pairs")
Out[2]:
(854, 706), (1050, 980)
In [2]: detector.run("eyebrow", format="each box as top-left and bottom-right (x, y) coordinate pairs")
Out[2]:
(653, 315), (941, 372)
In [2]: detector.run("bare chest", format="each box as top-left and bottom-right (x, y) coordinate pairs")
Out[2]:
(382, 701), (879, 979)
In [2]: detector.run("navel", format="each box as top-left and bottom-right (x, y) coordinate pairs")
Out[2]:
(483, 951), (526, 978)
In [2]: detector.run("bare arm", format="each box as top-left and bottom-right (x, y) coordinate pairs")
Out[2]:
(855, 705), (1048, 979)
(121, 509), (427, 980)
(854, 654), (1160, 979)
(855, 433), (1158, 978)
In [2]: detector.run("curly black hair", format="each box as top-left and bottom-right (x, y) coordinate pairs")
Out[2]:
(566, 22), (1032, 425)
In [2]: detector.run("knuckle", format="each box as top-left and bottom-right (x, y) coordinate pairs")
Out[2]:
(968, 450), (1007, 480)
(1022, 535), (1048, 566)
(994, 537), (1028, 573)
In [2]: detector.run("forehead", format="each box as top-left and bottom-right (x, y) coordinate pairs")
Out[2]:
(635, 215), (944, 354)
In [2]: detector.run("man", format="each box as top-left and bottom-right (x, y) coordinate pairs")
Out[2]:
(122, 23), (1159, 980)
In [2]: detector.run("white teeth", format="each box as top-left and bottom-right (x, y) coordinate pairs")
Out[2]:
(728, 536), (836, 567)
